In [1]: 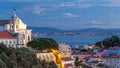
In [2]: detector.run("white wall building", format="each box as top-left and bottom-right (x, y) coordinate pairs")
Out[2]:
(102, 55), (120, 68)
(0, 10), (32, 48)
(0, 30), (17, 48)
(61, 57), (74, 68)
(59, 43), (72, 57)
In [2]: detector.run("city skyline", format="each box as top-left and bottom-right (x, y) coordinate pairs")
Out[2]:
(0, 0), (120, 30)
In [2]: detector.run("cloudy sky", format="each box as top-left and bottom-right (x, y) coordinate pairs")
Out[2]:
(0, 0), (120, 30)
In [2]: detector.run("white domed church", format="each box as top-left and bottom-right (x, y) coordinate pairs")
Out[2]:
(0, 10), (32, 48)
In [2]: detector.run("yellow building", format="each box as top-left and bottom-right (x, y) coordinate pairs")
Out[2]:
(36, 52), (56, 62)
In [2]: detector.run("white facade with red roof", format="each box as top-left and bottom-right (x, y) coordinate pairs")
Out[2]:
(0, 10), (32, 48)
(0, 30), (17, 48)
(61, 57), (75, 68)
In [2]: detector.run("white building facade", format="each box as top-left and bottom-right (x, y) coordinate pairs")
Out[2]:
(59, 43), (72, 57)
(103, 56), (120, 68)
(0, 39), (17, 48)
(0, 30), (17, 48)
(0, 10), (32, 48)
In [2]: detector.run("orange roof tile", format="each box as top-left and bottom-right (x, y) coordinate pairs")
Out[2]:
(64, 63), (73, 68)
(108, 47), (119, 50)
(0, 30), (14, 39)
(62, 57), (73, 61)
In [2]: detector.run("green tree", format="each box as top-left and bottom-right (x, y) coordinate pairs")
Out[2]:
(111, 35), (120, 46)
(7, 60), (16, 68)
(102, 38), (112, 49)
(74, 57), (81, 66)
(95, 41), (103, 48)
(95, 35), (120, 49)
(0, 59), (7, 68)
(27, 38), (59, 51)
(81, 49), (87, 52)
(0, 43), (57, 68)
(0, 43), (7, 53)
(49, 61), (58, 68)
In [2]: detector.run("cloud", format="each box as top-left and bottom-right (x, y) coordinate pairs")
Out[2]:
(90, 20), (120, 29)
(57, 0), (120, 9)
(24, 5), (45, 15)
(78, 3), (94, 8)
(91, 20), (101, 25)
(91, 20), (97, 24)
(90, 0), (120, 7)
(59, 3), (75, 7)
(1, 0), (40, 2)
(63, 13), (79, 18)
(32, 5), (45, 14)
(59, 3), (94, 9)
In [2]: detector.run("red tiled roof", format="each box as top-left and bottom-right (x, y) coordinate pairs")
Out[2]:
(72, 48), (81, 50)
(88, 49), (96, 55)
(0, 30), (14, 38)
(108, 47), (119, 50)
(64, 63), (73, 68)
(62, 57), (73, 61)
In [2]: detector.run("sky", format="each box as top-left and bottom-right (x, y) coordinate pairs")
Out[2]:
(0, 0), (120, 30)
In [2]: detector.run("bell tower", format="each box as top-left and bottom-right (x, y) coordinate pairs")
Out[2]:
(12, 9), (19, 33)
(6, 9), (32, 47)
(7, 9), (19, 33)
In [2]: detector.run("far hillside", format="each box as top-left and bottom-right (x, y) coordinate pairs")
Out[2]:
(28, 27), (120, 36)
(28, 27), (120, 33)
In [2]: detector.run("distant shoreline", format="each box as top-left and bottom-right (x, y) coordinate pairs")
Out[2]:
(34, 35), (110, 48)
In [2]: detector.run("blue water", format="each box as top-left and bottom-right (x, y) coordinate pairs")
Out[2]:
(35, 36), (111, 47)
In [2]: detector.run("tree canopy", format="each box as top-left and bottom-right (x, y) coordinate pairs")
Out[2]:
(95, 35), (120, 49)
(0, 43), (57, 68)
(27, 38), (59, 51)
(74, 57), (82, 66)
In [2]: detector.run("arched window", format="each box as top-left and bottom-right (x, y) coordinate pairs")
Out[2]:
(11, 24), (14, 30)
(16, 25), (18, 30)
(28, 36), (30, 41)
(6, 40), (7, 44)
(46, 55), (50, 62)
(43, 56), (46, 61)
(50, 55), (53, 61)
(14, 40), (16, 44)
(39, 56), (41, 59)
(9, 41), (11, 44)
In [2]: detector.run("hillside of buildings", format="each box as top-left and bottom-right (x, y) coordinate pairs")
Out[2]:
(0, 43), (57, 68)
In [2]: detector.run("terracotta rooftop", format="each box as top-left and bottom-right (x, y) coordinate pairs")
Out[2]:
(64, 63), (74, 68)
(108, 47), (119, 50)
(72, 48), (81, 50)
(0, 30), (14, 38)
(0, 20), (9, 26)
(88, 49), (96, 55)
(62, 57), (73, 61)
(73, 52), (89, 55)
